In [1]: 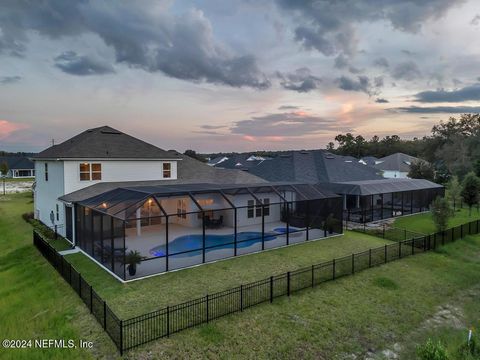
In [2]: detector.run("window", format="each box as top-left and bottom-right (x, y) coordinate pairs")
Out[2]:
(79, 163), (102, 181)
(44, 163), (48, 181)
(177, 199), (187, 219)
(80, 163), (90, 181)
(56, 204), (59, 221)
(163, 163), (171, 178)
(263, 198), (270, 216)
(255, 200), (262, 217)
(247, 200), (254, 218)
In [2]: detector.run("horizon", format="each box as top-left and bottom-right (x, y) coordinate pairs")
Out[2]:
(1, 1), (480, 153)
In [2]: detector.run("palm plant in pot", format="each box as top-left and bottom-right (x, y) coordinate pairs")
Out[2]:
(124, 250), (145, 276)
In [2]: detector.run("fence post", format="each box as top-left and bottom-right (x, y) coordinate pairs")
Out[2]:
(90, 286), (93, 313)
(332, 259), (336, 280)
(287, 272), (291, 296)
(423, 236), (427, 251)
(79, 274), (82, 297)
(369, 248), (372, 267)
(119, 320), (123, 355)
(103, 301), (107, 329)
(433, 234), (437, 249)
(206, 294), (209, 323)
(442, 231), (445, 246)
(383, 225), (385, 238)
(311, 265), (314, 288)
(167, 306), (170, 337)
(384, 244), (387, 263)
(399, 241), (402, 259)
(240, 285), (243, 312)
(351, 253), (355, 274)
(54, 225), (58, 239)
(270, 276), (274, 303)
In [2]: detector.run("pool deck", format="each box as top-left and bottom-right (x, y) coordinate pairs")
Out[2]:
(124, 222), (330, 279)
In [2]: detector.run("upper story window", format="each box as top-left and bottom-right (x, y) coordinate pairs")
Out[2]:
(163, 163), (172, 178)
(44, 163), (48, 181)
(79, 163), (102, 181)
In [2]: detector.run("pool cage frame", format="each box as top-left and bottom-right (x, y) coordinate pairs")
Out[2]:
(74, 183), (344, 281)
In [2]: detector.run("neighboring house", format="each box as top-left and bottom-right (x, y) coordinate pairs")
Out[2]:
(207, 156), (229, 166)
(0, 156), (35, 178)
(33, 126), (343, 281)
(374, 153), (424, 178)
(358, 156), (378, 167)
(211, 154), (272, 170)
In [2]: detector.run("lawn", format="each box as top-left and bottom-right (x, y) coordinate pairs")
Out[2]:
(394, 205), (480, 234)
(65, 231), (392, 318)
(2, 192), (480, 359)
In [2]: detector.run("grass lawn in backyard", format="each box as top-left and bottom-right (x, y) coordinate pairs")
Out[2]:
(2, 192), (480, 359)
(394, 205), (480, 234)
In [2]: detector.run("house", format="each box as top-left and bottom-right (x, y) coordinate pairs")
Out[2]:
(0, 156), (35, 178)
(210, 153), (272, 170)
(373, 152), (424, 179)
(245, 150), (444, 223)
(34, 126), (343, 281)
(358, 156), (378, 167)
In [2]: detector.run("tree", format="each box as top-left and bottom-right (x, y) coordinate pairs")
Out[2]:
(183, 150), (207, 162)
(474, 158), (480, 177)
(430, 197), (453, 232)
(461, 172), (480, 216)
(408, 160), (435, 181)
(447, 175), (462, 210)
(0, 161), (8, 176)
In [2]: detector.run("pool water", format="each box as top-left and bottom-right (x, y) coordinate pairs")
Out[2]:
(149, 231), (278, 257)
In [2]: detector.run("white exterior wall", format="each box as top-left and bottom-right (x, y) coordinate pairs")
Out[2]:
(63, 160), (178, 194)
(382, 170), (409, 179)
(34, 161), (66, 235)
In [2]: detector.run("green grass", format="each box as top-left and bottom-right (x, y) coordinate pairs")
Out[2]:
(0, 193), (117, 360)
(2, 177), (34, 183)
(66, 231), (392, 318)
(394, 206), (480, 235)
(3, 193), (480, 359)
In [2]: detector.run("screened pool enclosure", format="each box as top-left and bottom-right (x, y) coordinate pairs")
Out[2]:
(74, 183), (343, 280)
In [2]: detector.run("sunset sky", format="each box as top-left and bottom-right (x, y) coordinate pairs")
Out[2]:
(1, 0), (480, 153)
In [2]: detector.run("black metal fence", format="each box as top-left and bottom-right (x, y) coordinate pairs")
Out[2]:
(33, 219), (480, 354)
(347, 223), (426, 242)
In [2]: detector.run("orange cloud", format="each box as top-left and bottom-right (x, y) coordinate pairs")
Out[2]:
(0, 120), (28, 140)
(243, 135), (256, 141)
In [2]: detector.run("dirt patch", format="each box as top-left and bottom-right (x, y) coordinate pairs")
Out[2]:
(1, 181), (33, 194)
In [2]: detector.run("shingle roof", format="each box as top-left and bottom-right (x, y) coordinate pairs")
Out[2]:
(320, 178), (443, 196)
(374, 153), (423, 172)
(0, 156), (34, 170)
(60, 152), (268, 202)
(34, 126), (180, 160)
(248, 150), (383, 183)
(213, 154), (271, 170)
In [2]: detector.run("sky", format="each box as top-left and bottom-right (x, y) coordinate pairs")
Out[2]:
(1, 0), (480, 153)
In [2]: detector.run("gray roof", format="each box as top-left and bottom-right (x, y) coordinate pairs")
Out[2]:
(213, 154), (272, 170)
(248, 150), (383, 183)
(319, 178), (443, 196)
(60, 153), (267, 202)
(0, 156), (34, 170)
(34, 126), (180, 160)
(359, 156), (378, 166)
(374, 153), (423, 172)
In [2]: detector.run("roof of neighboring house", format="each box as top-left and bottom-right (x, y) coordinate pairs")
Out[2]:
(374, 153), (423, 172)
(0, 156), (34, 170)
(207, 156), (229, 166)
(75, 182), (341, 220)
(247, 150), (383, 183)
(212, 154), (272, 170)
(319, 178), (443, 196)
(34, 126), (181, 160)
(359, 156), (378, 166)
(60, 152), (268, 202)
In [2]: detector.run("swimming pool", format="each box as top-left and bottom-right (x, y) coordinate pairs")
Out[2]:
(149, 231), (278, 257)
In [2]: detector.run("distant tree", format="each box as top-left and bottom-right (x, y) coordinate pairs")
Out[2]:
(474, 158), (480, 177)
(408, 160), (435, 181)
(184, 150), (207, 163)
(430, 197), (454, 233)
(447, 175), (462, 210)
(326, 142), (335, 151)
(0, 161), (8, 176)
(461, 172), (480, 216)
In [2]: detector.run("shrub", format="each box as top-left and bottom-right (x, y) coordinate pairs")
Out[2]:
(373, 277), (399, 290)
(417, 339), (449, 360)
(457, 333), (480, 359)
(21, 211), (34, 223)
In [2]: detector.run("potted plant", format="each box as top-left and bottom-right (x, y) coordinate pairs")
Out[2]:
(324, 213), (337, 234)
(125, 250), (144, 276)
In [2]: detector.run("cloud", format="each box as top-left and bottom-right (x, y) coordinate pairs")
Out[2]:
(54, 51), (115, 75)
(275, 0), (461, 57)
(334, 53), (363, 73)
(471, 14), (480, 25)
(396, 105), (480, 113)
(373, 57), (389, 68)
(278, 105), (299, 110)
(0, 120), (27, 140)
(0, 75), (21, 84)
(277, 67), (322, 92)
(336, 75), (382, 95)
(231, 111), (345, 137)
(0, 2), (270, 89)
(391, 61), (421, 81)
(200, 125), (227, 130)
(375, 98), (389, 103)
(413, 83), (480, 102)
